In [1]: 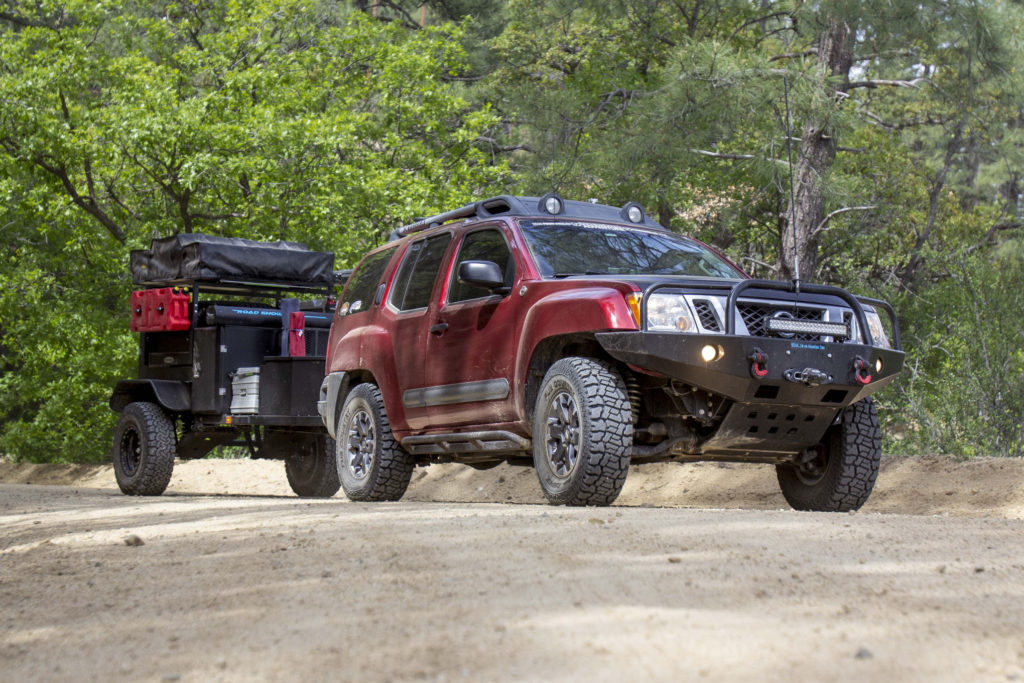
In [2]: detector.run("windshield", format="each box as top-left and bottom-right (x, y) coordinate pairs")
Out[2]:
(519, 220), (743, 279)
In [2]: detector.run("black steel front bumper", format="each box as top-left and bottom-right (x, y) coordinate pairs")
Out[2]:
(600, 277), (904, 407)
(598, 330), (903, 458)
(595, 331), (903, 407)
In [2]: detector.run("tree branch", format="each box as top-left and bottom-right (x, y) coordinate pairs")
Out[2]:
(190, 212), (247, 221)
(690, 149), (788, 166)
(740, 256), (779, 272)
(476, 136), (531, 154)
(847, 78), (928, 90)
(30, 154), (127, 243)
(811, 205), (877, 238)
(769, 49), (817, 62)
(966, 220), (1024, 254)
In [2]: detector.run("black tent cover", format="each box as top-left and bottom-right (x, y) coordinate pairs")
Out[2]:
(131, 234), (335, 287)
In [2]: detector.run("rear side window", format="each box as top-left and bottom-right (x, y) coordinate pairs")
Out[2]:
(448, 229), (515, 303)
(342, 246), (396, 316)
(389, 233), (452, 311)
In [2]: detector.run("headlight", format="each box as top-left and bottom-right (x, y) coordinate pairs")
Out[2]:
(647, 293), (696, 332)
(863, 309), (891, 349)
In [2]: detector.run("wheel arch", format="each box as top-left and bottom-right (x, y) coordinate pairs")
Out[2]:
(322, 369), (378, 438)
(522, 333), (622, 424)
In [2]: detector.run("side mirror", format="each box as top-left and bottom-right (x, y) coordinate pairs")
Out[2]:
(458, 260), (510, 295)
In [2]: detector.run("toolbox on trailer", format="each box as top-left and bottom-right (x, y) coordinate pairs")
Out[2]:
(109, 234), (350, 498)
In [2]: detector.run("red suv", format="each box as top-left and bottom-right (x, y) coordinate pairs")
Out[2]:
(319, 195), (903, 509)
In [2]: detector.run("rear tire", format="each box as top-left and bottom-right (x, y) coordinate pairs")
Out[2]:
(112, 402), (176, 496)
(776, 397), (882, 512)
(285, 435), (340, 498)
(337, 383), (414, 502)
(532, 357), (632, 506)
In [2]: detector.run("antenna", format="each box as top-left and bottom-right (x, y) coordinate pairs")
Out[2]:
(783, 76), (800, 292)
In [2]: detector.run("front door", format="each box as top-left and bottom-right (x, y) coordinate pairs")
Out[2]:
(422, 226), (523, 428)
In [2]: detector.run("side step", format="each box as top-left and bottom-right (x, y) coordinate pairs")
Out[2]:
(401, 431), (531, 457)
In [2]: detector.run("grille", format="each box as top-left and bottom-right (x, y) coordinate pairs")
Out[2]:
(738, 302), (827, 341)
(693, 300), (721, 331)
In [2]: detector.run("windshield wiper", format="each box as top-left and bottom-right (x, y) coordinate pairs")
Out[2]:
(552, 270), (608, 278)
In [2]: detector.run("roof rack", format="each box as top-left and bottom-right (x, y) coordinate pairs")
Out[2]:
(387, 194), (665, 241)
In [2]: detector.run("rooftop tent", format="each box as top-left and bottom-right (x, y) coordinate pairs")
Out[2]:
(130, 234), (335, 287)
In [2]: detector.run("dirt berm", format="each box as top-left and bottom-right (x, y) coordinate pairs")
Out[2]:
(2, 454), (1023, 518)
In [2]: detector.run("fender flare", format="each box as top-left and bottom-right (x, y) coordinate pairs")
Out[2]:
(109, 380), (191, 413)
(317, 371), (350, 438)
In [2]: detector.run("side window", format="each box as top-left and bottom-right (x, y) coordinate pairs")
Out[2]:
(389, 233), (452, 311)
(342, 246), (396, 316)
(448, 229), (515, 304)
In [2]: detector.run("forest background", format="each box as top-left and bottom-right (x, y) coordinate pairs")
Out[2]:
(1, 0), (1022, 462)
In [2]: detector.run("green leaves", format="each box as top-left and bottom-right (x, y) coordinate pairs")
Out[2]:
(0, 0), (507, 461)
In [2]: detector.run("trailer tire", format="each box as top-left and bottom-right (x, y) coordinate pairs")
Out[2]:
(285, 435), (341, 498)
(112, 401), (176, 496)
(776, 397), (882, 512)
(337, 383), (414, 502)
(533, 357), (633, 506)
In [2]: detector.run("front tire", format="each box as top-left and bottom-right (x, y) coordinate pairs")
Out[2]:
(285, 435), (340, 498)
(112, 401), (176, 496)
(532, 357), (632, 506)
(776, 397), (882, 512)
(336, 383), (414, 502)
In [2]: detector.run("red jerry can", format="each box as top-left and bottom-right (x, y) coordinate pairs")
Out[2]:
(129, 288), (191, 332)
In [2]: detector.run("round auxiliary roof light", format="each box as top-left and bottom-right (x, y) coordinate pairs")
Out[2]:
(621, 202), (645, 224)
(539, 193), (564, 215)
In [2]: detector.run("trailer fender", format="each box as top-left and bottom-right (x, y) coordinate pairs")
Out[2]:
(109, 380), (191, 413)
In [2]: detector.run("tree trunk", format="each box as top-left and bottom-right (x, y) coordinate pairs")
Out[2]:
(779, 20), (852, 283)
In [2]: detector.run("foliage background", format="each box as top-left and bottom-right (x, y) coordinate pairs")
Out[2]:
(1, 0), (1021, 461)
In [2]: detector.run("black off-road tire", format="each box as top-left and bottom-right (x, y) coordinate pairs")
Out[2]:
(285, 435), (341, 498)
(532, 357), (633, 506)
(112, 401), (176, 496)
(776, 397), (882, 512)
(336, 383), (414, 502)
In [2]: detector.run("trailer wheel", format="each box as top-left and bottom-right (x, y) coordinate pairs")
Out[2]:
(285, 435), (341, 498)
(337, 383), (414, 502)
(112, 401), (176, 496)
(776, 397), (882, 512)
(532, 357), (633, 506)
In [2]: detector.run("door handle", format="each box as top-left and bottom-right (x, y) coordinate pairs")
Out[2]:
(430, 322), (449, 335)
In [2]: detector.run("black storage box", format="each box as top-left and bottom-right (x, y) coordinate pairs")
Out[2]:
(258, 357), (326, 418)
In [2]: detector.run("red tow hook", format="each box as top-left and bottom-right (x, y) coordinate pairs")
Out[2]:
(852, 356), (872, 385)
(749, 349), (768, 378)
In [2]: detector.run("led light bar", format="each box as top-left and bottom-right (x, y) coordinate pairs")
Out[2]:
(766, 318), (849, 338)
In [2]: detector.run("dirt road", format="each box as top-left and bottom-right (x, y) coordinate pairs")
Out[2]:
(2, 458), (1024, 681)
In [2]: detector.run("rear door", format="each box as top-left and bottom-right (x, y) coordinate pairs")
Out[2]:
(421, 225), (524, 428)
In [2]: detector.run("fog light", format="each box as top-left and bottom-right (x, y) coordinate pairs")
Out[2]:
(875, 357), (883, 373)
(701, 344), (719, 362)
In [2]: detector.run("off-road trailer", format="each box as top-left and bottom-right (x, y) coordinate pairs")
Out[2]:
(109, 234), (346, 497)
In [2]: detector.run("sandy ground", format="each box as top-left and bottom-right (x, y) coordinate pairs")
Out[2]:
(2, 454), (1023, 518)
(1, 456), (1024, 682)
